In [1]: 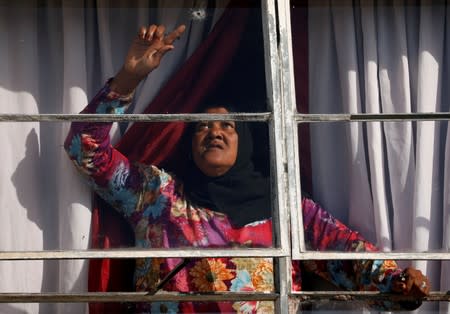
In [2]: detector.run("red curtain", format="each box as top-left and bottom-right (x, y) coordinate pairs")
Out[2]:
(88, 3), (254, 313)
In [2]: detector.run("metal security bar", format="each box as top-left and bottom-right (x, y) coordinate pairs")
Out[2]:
(0, 291), (448, 303)
(0, 248), (286, 260)
(263, 0), (291, 258)
(0, 292), (279, 303)
(295, 112), (450, 122)
(0, 112), (271, 122)
(292, 291), (450, 302)
(262, 0), (291, 312)
(3, 112), (450, 123)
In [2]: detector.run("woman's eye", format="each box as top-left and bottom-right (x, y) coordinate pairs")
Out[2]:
(195, 122), (208, 131)
(222, 122), (235, 129)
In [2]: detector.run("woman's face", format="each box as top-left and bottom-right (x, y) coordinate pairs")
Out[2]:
(191, 107), (238, 177)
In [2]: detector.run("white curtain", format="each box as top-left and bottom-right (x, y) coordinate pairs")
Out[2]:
(309, 0), (449, 313)
(0, 1), (226, 313)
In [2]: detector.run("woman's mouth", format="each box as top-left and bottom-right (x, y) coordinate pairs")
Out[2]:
(205, 141), (224, 150)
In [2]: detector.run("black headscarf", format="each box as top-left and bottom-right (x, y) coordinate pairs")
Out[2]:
(182, 119), (272, 228)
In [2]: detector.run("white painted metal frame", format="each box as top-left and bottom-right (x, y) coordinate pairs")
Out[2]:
(261, 1), (292, 312)
(261, 0), (291, 261)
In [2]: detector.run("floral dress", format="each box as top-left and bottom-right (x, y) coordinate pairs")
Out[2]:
(65, 83), (403, 313)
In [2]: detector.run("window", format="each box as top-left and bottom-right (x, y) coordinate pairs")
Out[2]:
(0, 1), (449, 313)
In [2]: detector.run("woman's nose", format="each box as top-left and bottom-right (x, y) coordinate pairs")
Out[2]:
(207, 123), (223, 138)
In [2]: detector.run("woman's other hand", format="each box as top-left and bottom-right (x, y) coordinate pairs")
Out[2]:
(392, 267), (430, 297)
(111, 24), (186, 94)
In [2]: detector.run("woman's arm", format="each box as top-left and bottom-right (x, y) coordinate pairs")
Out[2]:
(64, 84), (140, 217)
(64, 24), (185, 218)
(299, 197), (429, 310)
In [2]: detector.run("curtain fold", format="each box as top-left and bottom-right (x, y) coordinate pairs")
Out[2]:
(57, 5), (92, 314)
(376, 3), (417, 253)
(0, 2), (53, 314)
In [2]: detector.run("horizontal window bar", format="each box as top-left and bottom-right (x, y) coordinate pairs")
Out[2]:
(292, 291), (450, 302)
(0, 291), (448, 303)
(295, 112), (450, 122)
(0, 292), (278, 303)
(2, 249), (449, 261)
(0, 113), (271, 122)
(293, 251), (450, 260)
(3, 112), (450, 123)
(0, 248), (287, 260)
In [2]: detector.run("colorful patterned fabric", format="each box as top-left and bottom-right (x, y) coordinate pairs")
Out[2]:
(64, 83), (404, 313)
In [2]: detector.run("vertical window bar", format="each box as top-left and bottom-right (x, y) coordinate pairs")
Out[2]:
(275, 0), (307, 258)
(261, 0), (291, 255)
(262, 0), (291, 312)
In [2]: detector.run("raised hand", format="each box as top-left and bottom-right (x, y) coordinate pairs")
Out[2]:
(125, 24), (186, 78)
(110, 24), (186, 94)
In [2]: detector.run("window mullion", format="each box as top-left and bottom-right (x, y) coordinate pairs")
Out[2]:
(262, 0), (293, 312)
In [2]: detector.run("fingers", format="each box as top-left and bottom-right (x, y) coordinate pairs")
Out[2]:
(138, 24), (159, 41)
(399, 268), (430, 297)
(138, 24), (185, 44)
(138, 26), (146, 39)
(134, 23), (185, 66)
(146, 25), (158, 40)
(412, 271), (430, 296)
(408, 268), (430, 295)
(139, 25), (154, 40)
(154, 25), (166, 40)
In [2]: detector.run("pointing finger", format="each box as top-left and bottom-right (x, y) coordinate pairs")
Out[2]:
(164, 24), (186, 45)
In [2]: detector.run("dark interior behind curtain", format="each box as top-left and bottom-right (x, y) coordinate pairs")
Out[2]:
(87, 1), (309, 313)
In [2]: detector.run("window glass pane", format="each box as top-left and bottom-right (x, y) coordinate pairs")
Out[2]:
(291, 1), (449, 114)
(291, 119), (449, 311)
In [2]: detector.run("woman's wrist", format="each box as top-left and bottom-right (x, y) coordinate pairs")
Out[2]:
(109, 67), (144, 95)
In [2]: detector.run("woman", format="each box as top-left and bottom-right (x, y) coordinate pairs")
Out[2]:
(65, 24), (430, 313)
